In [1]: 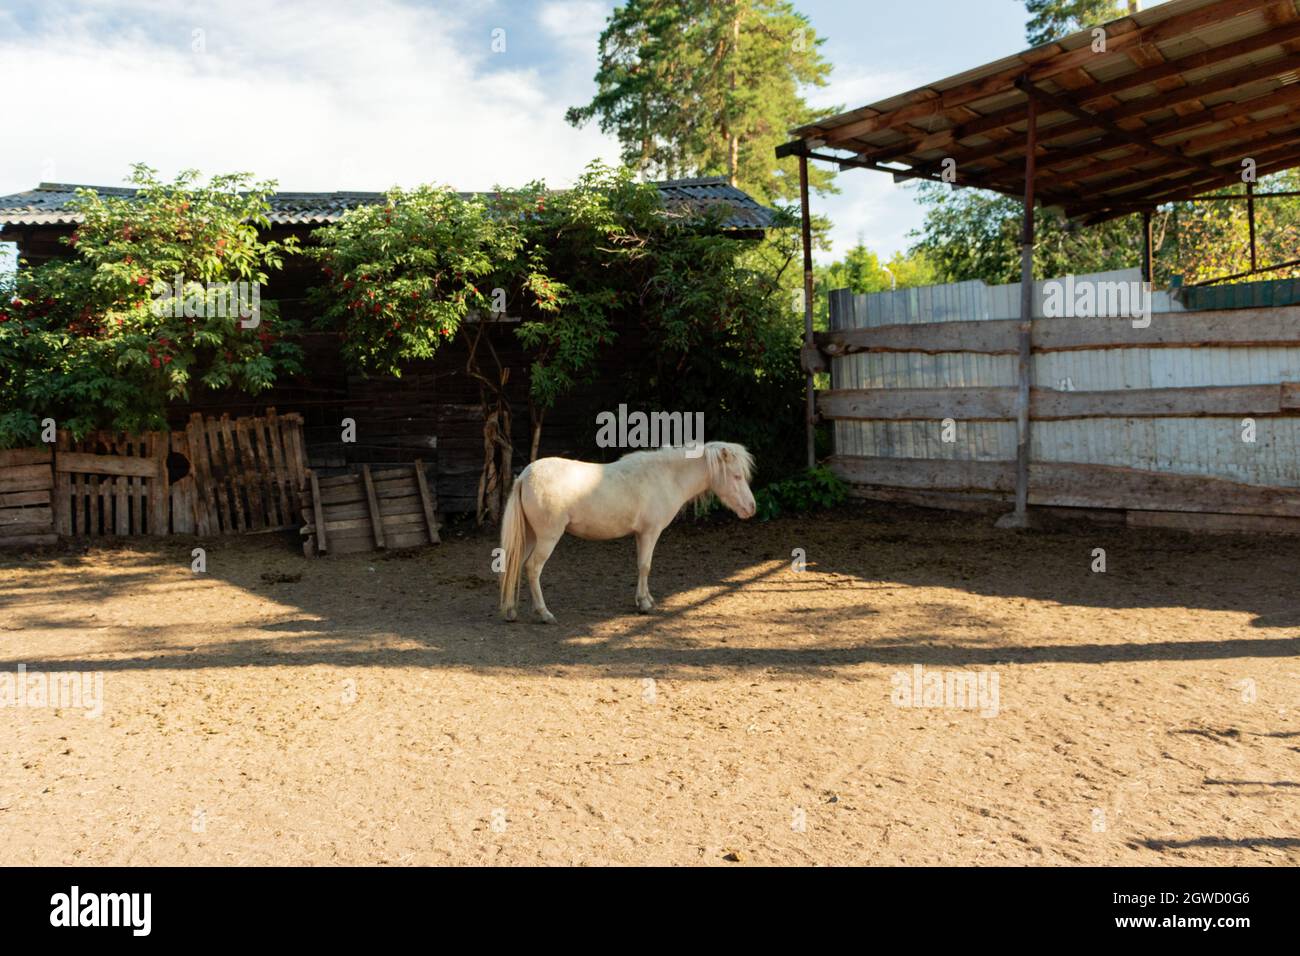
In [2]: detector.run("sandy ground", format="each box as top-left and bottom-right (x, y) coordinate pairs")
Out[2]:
(0, 502), (1297, 866)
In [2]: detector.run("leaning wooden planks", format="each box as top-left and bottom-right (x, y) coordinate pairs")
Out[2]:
(185, 408), (308, 534)
(0, 446), (56, 547)
(300, 460), (440, 556)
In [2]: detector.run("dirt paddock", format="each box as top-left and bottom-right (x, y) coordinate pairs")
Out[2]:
(1, 502), (1296, 866)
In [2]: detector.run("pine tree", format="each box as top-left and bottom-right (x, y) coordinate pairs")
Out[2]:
(1024, 0), (1136, 46)
(566, 0), (837, 205)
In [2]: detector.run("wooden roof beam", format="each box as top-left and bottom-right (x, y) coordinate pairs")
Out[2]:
(1032, 84), (1300, 168)
(930, 80), (1300, 181)
(1072, 148), (1300, 222)
(870, 42), (1300, 170)
(1023, 110), (1300, 189)
(818, 0), (1285, 146)
(846, 7), (1300, 160)
(1014, 77), (1224, 178)
(1060, 125), (1300, 209)
(1138, 139), (1300, 202)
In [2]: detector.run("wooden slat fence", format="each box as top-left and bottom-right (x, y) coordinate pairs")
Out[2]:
(819, 276), (1300, 533)
(0, 409), (308, 545)
(56, 430), (169, 536)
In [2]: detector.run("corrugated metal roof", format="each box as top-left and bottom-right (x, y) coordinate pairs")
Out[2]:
(781, 0), (1300, 223)
(652, 176), (776, 229)
(0, 177), (775, 231)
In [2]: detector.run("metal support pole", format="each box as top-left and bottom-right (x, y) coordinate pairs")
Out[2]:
(1141, 208), (1155, 285)
(1010, 96), (1038, 525)
(1247, 180), (1258, 274)
(799, 154), (816, 470)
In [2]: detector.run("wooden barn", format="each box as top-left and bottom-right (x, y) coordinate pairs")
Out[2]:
(0, 177), (774, 535)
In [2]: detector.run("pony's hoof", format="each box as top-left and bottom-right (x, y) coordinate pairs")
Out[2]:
(501, 607), (518, 623)
(636, 597), (655, 613)
(536, 610), (557, 625)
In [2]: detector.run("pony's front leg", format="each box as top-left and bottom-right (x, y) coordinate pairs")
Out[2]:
(634, 526), (664, 613)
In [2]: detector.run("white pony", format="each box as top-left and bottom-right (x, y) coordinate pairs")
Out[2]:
(499, 442), (756, 623)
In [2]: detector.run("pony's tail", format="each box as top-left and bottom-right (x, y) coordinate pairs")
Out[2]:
(498, 475), (527, 620)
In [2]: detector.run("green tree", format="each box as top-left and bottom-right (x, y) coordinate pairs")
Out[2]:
(310, 185), (519, 375)
(813, 244), (938, 328)
(909, 183), (1142, 285)
(908, 169), (1300, 288)
(566, 0), (838, 206)
(1025, 0), (1132, 45)
(311, 162), (807, 515)
(0, 166), (299, 446)
(1161, 169), (1300, 284)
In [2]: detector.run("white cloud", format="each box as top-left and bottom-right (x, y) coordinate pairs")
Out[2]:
(0, 0), (620, 196)
(0, 0), (929, 265)
(804, 65), (924, 117)
(537, 0), (610, 54)
(817, 175), (928, 264)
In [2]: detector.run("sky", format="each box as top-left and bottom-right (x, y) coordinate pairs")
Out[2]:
(0, 0), (1035, 265)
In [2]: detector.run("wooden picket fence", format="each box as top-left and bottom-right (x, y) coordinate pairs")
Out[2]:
(5, 409), (313, 542)
(55, 429), (170, 536)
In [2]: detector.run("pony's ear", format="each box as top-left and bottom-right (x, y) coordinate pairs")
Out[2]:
(719, 446), (734, 463)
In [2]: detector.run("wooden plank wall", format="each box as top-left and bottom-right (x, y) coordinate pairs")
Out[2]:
(820, 291), (1300, 533)
(167, 325), (604, 515)
(0, 447), (56, 547)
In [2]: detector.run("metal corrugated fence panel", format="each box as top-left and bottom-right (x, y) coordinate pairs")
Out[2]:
(1033, 419), (1300, 486)
(1035, 347), (1300, 390)
(1181, 277), (1300, 312)
(827, 272), (1300, 489)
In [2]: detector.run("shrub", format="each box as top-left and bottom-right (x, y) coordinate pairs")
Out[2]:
(0, 165), (300, 446)
(752, 465), (848, 520)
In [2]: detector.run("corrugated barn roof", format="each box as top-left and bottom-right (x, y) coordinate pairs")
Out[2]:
(0, 177), (775, 231)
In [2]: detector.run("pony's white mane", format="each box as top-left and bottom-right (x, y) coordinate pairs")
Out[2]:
(615, 442), (753, 514)
(617, 441), (754, 481)
(703, 441), (755, 483)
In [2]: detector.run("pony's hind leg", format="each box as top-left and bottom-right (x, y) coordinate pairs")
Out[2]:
(502, 525), (535, 622)
(525, 529), (562, 624)
(634, 526), (664, 613)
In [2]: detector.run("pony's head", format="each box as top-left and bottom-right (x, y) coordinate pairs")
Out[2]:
(703, 442), (756, 519)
